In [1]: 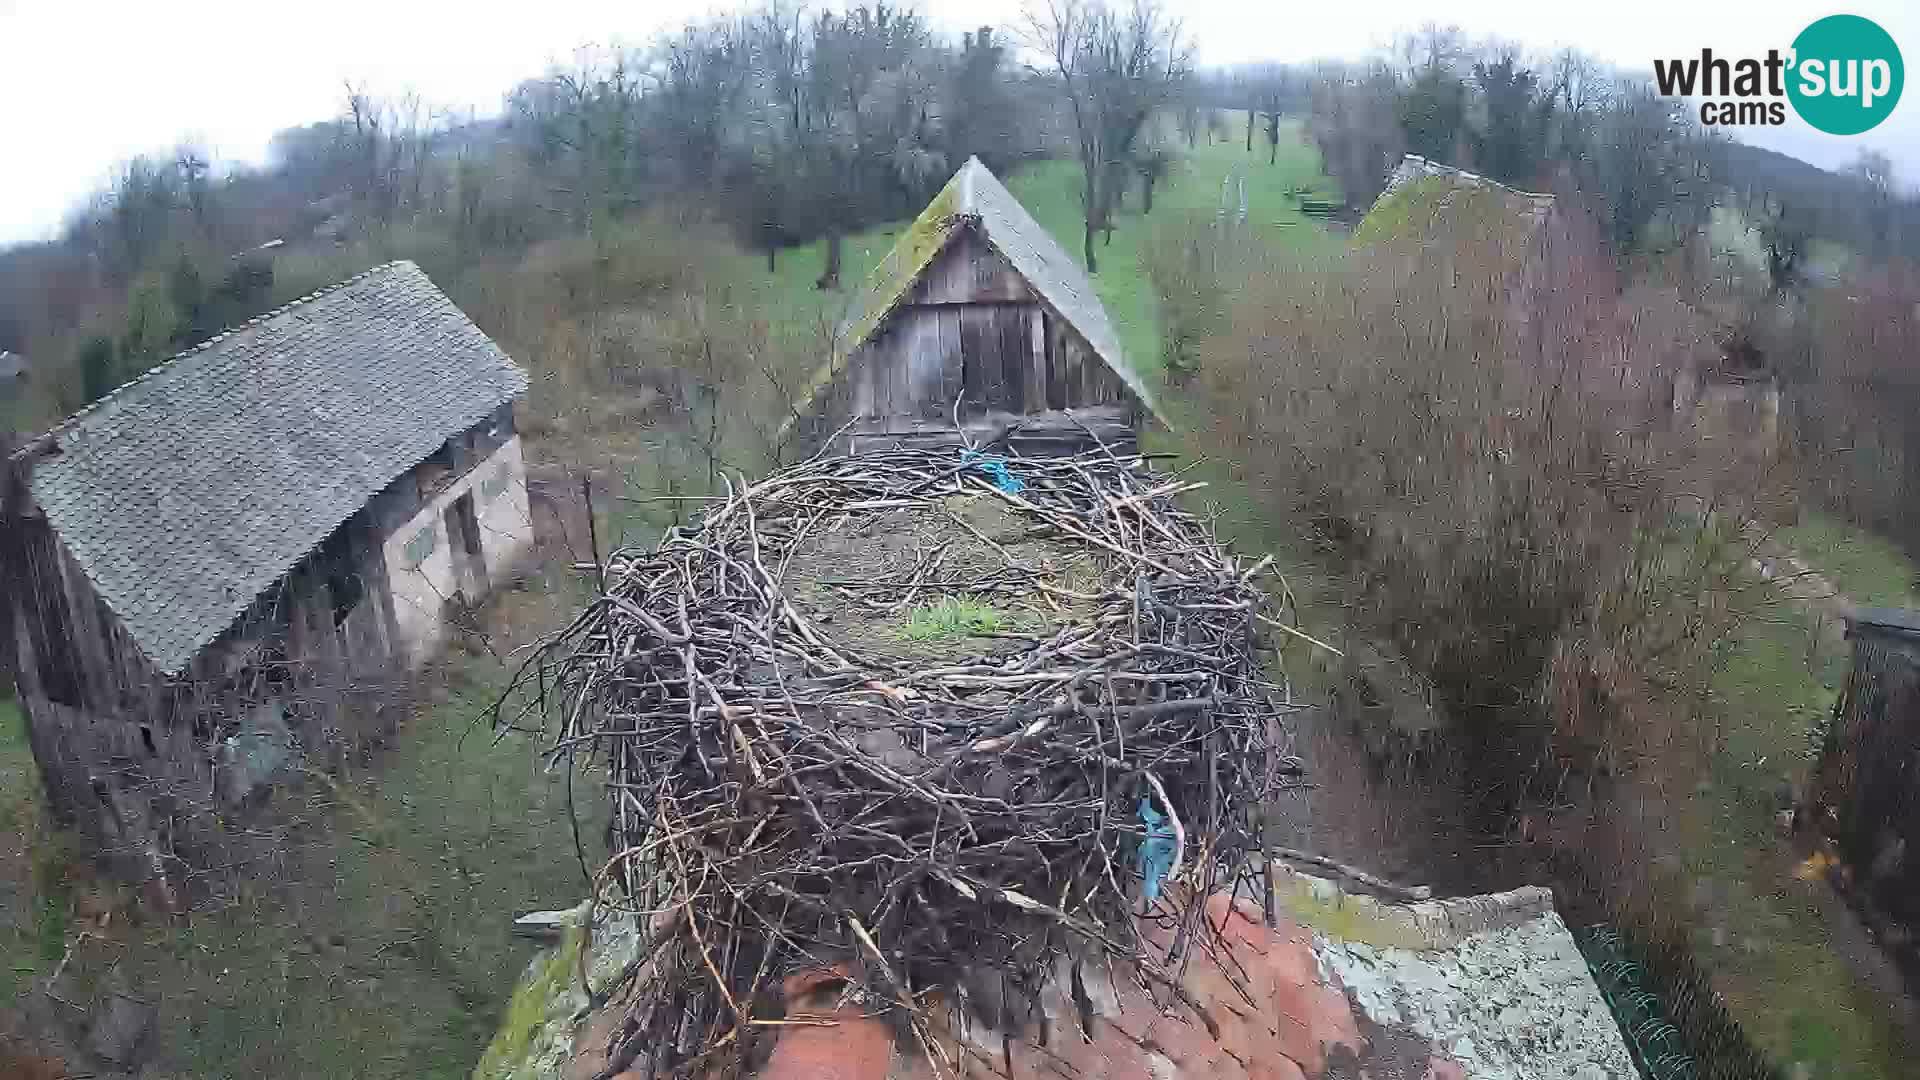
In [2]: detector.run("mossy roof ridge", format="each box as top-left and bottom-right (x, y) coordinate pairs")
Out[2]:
(791, 157), (1160, 429)
(1358, 154), (1555, 251)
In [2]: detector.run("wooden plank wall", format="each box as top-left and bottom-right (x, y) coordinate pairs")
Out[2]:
(1815, 629), (1920, 948)
(2, 455), (417, 895)
(830, 227), (1135, 434)
(842, 405), (1139, 458)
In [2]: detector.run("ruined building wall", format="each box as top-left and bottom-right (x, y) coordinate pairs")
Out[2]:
(0, 403), (530, 903)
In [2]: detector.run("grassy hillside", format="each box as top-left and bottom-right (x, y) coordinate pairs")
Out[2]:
(1, 592), (603, 1077)
(1780, 513), (1920, 608)
(0, 693), (61, 1010)
(735, 118), (1339, 395)
(1684, 518), (1917, 1075)
(1692, 607), (1903, 1077)
(115, 659), (599, 1078)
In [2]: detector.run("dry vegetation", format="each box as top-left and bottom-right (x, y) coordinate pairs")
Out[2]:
(1782, 262), (1920, 561)
(1188, 198), (1797, 923)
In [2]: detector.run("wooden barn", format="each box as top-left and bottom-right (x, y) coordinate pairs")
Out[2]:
(1811, 606), (1920, 985)
(0, 261), (532, 903)
(790, 156), (1159, 457)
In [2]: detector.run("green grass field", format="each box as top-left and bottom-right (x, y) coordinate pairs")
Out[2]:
(0, 693), (62, 1008)
(1684, 522), (1916, 1075)
(0, 654), (601, 1079)
(113, 655), (600, 1079)
(735, 117), (1338, 396)
(1780, 512), (1920, 608)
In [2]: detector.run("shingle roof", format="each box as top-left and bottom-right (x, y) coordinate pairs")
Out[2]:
(1849, 606), (1920, 641)
(15, 261), (526, 674)
(795, 157), (1159, 423)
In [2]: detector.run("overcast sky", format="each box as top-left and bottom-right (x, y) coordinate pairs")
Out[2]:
(1, 0), (1914, 246)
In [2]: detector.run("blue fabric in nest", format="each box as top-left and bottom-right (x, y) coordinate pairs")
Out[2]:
(959, 449), (1026, 494)
(1137, 797), (1177, 901)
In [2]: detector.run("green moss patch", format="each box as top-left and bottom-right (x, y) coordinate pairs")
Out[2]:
(1353, 173), (1535, 254)
(904, 598), (1005, 643)
(471, 924), (585, 1080)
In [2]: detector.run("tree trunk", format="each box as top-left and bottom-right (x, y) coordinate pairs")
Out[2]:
(1082, 165), (1099, 273)
(766, 243), (778, 273)
(1246, 110), (1254, 152)
(1142, 171), (1156, 214)
(816, 229), (842, 291)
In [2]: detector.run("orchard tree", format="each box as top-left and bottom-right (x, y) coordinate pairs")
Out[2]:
(1027, 0), (1190, 273)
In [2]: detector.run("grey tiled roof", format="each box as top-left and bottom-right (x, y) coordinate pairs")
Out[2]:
(1850, 606), (1920, 641)
(16, 261), (526, 673)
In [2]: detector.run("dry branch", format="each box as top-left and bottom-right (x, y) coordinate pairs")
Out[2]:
(496, 445), (1302, 1076)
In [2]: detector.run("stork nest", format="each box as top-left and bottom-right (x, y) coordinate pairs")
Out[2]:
(497, 445), (1308, 1077)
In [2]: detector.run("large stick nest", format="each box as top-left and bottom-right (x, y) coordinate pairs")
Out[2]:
(499, 445), (1305, 1077)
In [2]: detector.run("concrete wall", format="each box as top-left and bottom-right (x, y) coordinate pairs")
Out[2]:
(382, 435), (533, 664)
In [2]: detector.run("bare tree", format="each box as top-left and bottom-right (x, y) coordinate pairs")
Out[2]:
(1846, 148), (1899, 260)
(1026, 0), (1189, 273)
(506, 50), (649, 233)
(1245, 64), (1296, 166)
(1389, 23), (1469, 81)
(801, 5), (937, 289)
(653, 20), (753, 192)
(1547, 49), (1611, 162)
(1848, 148), (1895, 195)
(343, 82), (391, 222)
(1306, 60), (1404, 208)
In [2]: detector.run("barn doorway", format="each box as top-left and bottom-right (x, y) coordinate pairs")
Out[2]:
(443, 492), (486, 601)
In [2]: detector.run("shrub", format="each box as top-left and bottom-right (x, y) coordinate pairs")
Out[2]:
(1144, 212), (1252, 382)
(1192, 199), (1773, 820)
(1781, 261), (1920, 558)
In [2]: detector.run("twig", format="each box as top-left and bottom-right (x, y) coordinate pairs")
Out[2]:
(1270, 847), (1433, 902)
(491, 445), (1304, 1072)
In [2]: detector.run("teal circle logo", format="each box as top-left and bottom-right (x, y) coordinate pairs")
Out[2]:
(1788, 15), (1904, 135)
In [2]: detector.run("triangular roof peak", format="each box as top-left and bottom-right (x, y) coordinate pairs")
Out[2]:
(802, 156), (1157, 423)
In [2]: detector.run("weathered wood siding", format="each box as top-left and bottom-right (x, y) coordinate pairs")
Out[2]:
(843, 406), (1137, 459)
(819, 227), (1137, 453)
(0, 488), (412, 905)
(0, 405), (526, 902)
(1812, 615), (1920, 982)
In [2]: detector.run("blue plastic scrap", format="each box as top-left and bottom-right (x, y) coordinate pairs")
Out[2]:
(1137, 797), (1177, 901)
(959, 449), (1026, 494)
